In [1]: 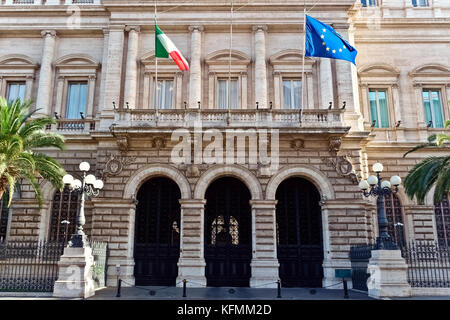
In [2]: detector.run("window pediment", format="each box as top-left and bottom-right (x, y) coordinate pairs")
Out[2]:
(140, 51), (183, 72)
(269, 50), (315, 74)
(0, 54), (38, 70)
(358, 63), (400, 85)
(205, 50), (251, 66)
(55, 54), (99, 70)
(410, 64), (450, 79)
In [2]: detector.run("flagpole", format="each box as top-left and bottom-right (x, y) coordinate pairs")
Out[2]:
(300, 4), (306, 121)
(228, 0), (233, 111)
(155, 0), (159, 115)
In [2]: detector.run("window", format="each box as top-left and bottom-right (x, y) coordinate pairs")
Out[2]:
(282, 80), (302, 109)
(435, 194), (450, 247)
(412, 0), (429, 7)
(361, 0), (377, 7)
(66, 82), (87, 119)
(153, 79), (174, 109)
(423, 89), (444, 128)
(369, 89), (390, 128)
(48, 189), (80, 242)
(383, 194), (406, 247)
(6, 82), (26, 103)
(217, 79), (238, 109)
(0, 194), (9, 241)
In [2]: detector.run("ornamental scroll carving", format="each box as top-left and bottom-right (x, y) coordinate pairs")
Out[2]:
(323, 137), (359, 184)
(97, 152), (136, 181)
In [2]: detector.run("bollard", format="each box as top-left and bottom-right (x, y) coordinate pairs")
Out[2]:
(277, 280), (282, 298)
(183, 279), (187, 298)
(116, 279), (122, 298)
(343, 279), (349, 299)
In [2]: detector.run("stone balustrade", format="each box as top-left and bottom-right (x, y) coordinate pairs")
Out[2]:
(112, 108), (345, 129)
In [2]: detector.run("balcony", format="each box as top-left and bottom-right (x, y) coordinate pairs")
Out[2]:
(111, 109), (347, 133)
(46, 118), (96, 134)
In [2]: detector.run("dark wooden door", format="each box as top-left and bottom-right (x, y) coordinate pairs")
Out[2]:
(204, 177), (252, 287)
(134, 177), (181, 286)
(276, 178), (324, 287)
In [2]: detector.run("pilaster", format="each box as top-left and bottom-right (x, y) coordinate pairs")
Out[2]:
(249, 200), (279, 288)
(176, 199), (207, 287)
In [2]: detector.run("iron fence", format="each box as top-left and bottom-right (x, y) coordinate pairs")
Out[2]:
(349, 240), (450, 291)
(0, 240), (109, 292)
(403, 240), (450, 288)
(0, 240), (65, 292)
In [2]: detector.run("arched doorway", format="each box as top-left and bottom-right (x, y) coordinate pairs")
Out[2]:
(134, 177), (181, 286)
(204, 177), (252, 287)
(276, 177), (323, 287)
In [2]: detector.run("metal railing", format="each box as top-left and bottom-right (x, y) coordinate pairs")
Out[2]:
(349, 240), (450, 292)
(403, 240), (450, 288)
(0, 240), (108, 292)
(46, 119), (96, 133)
(0, 240), (65, 292)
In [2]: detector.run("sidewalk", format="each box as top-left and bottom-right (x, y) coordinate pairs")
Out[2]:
(87, 286), (375, 300)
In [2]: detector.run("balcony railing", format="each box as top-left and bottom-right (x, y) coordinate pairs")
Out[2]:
(112, 109), (346, 130)
(46, 119), (96, 134)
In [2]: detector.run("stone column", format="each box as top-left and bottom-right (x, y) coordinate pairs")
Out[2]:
(273, 72), (281, 109)
(241, 72), (248, 109)
(99, 26), (125, 129)
(124, 26), (141, 109)
(253, 25), (268, 109)
(97, 29), (110, 116)
(175, 72), (183, 109)
(336, 24), (364, 131)
(188, 26), (203, 109)
(54, 76), (65, 117)
(87, 75), (96, 118)
(176, 199), (207, 287)
(367, 249), (411, 298)
(208, 72), (215, 109)
(25, 75), (34, 101)
(36, 30), (57, 116)
(319, 58), (333, 109)
(249, 200), (279, 288)
(306, 73), (314, 109)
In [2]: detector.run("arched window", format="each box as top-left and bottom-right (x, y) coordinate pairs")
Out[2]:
(383, 193), (406, 246)
(435, 194), (450, 246)
(0, 194), (9, 241)
(48, 188), (80, 242)
(211, 215), (239, 245)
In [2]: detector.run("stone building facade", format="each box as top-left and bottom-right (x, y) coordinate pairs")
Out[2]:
(0, 0), (449, 288)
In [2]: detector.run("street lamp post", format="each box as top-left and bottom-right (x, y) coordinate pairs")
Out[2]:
(358, 162), (402, 250)
(62, 162), (104, 248)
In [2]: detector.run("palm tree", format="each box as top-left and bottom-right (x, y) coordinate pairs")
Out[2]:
(0, 97), (66, 207)
(403, 120), (450, 204)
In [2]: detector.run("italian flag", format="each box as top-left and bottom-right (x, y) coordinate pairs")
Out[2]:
(155, 24), (189, 71)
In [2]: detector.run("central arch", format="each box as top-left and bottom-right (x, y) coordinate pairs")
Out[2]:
(204, 177), (252, 287)
(275, 177), (324, 287)
(133, 177), (181, 286)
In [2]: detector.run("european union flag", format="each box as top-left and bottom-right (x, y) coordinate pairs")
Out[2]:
(305, 15), (357, 65)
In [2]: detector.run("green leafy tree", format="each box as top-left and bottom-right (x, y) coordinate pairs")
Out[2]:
(403, 120), (450, 204)
(0, 97), (66, 207)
